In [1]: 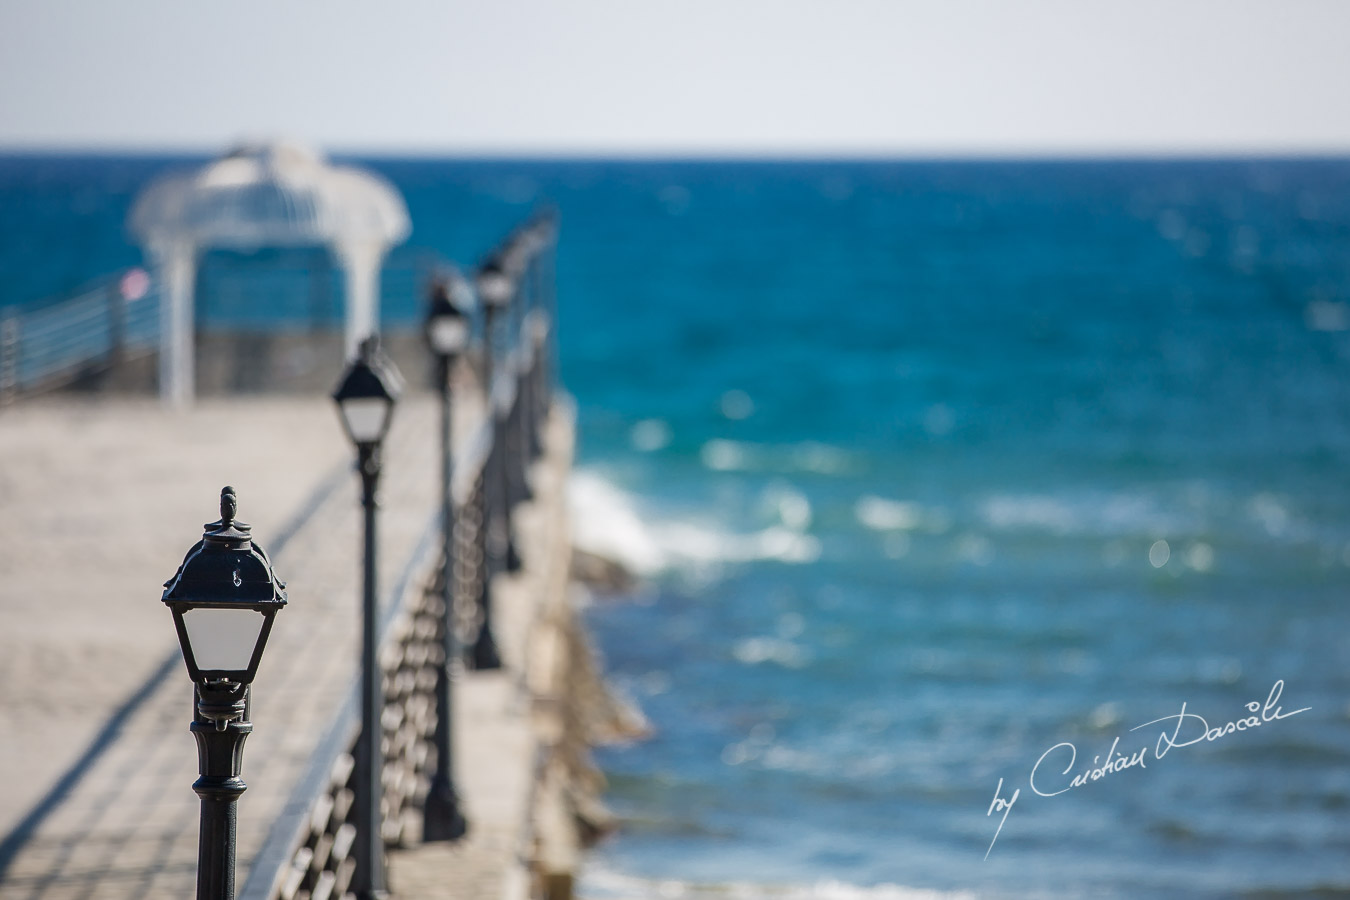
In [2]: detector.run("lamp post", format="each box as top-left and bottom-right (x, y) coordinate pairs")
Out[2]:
(332, 337), (403, 900)
(162, 486), (287, 900)
(500, 234), (535, 506)
(517, 221), (549, 462)
(422, 276), (469, 841)
(470, 258), (511, 670)
(530, 210), (560, 437)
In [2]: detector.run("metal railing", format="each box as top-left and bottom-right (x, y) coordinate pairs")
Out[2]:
(239, 212), (559, 900)
(0, 246), (499, 405)
(0, 271), (160, 404)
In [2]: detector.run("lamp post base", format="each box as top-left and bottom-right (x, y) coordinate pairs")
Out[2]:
(471, 627), (502, 670)
(422, 781), (468, 842)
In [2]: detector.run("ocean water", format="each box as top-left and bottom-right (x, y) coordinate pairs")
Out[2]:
(4, 156), (1350, 897)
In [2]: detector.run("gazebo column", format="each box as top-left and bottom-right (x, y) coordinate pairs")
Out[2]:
(154, 240), (197, 408)
(338, 241), (385, 358)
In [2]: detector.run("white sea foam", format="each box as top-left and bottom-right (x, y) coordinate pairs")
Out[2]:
(569, 470), (667, 574)
(702, 439), (751, 471)
(657, 523), (821, 566)
(580, 866), (976, 900)
(855, 496), (923, 531)
(790, 441), (851, 475)
(699, 440), (853, 475)
(980, 494), (1077, 533)
(759, 483), (813, 530)
(854, 496), (949, 533)
(978, 490), (1187, 537)
(954, 532), (994, 566)
(568, 469), (821, 578)
(732, 636), (810, 668)
(631, 418), (673, 452)
(1248, 491), (1292, 537)
(1183, 541), (1215, 572)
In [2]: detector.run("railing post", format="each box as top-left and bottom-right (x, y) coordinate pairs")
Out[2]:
(108, 280), (127, 367)
(494, 406), (522, 567)
(0, 311), (20, 406)
(503, 260), (523, 508)
(528, 247), (548, 459)
(469, 285), (505, 670)
(505, 372), (530, 509)
(490, 302), (522, 573)
(457, 471), (485, 666)
(543, 219), (559, 403)
(523, 250), (542, 462)
(515, 268), (536, 470)
(470, 469), (501, 669)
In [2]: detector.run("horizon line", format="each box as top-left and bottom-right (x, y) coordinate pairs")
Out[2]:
(3, 138), (1350, 163)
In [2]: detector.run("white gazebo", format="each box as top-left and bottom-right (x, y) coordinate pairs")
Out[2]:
(129, 140), (410, 406)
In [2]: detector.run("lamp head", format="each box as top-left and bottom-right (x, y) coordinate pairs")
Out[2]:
(162, 486), (287, 686)
(425, 274), (471, 358)
(332, 336), (404, 447)
(475, 257), (514, 310)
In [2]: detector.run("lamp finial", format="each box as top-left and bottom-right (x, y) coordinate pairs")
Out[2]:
(221, 486), (237, 525)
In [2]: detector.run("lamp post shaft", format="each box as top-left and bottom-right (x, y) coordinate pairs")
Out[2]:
(496, 298), (523, 569)
(472, 305), (503, 670)
(195, 793), (240, 900)
(354, 448), (389, 899)
(191, 684), (251, 900)
(510, 277), (532, 503)
(437, 355), (455, 767)
(424, 355), (467, 840)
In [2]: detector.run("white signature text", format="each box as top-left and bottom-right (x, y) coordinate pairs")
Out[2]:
(984, 679), (1309, 859)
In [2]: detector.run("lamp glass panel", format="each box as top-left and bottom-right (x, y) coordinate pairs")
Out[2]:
(340, 396), (390, 443)
(478, 273), (511, 306)
(183, 607), (264, 672)
(429, 317), (468, 355)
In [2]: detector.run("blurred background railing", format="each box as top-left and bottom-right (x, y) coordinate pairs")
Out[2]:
(0, 240), (532, 405)
(0, 269), (159, 403)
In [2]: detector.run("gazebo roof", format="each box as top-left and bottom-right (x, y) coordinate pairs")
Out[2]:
(129, 140), (410, 250)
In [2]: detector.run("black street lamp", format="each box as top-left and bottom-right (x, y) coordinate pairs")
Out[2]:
(516, 222), (549, 461)
(470, 258), (511, 671)
(162, 486), (287, 900)
(421, 276), (469, 842)
(499, 233), (537, 505)
(332, 337), (403, 900)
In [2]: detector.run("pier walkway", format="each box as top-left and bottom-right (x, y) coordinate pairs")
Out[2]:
(0, 209), (614, 900)
(0, 386), (585, 899)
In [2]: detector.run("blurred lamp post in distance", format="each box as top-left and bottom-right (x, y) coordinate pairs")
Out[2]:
(332, 337), (403, 900)
(468, 257), (512, 670)
(162, 486), (287, 900)
(421, 274), (471, 841)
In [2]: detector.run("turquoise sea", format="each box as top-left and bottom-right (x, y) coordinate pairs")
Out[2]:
(3, 156), (1350, 897)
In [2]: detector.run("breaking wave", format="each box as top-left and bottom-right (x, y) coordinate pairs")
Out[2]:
(580, 866), (976, 900)
(569, 469), (820, 577)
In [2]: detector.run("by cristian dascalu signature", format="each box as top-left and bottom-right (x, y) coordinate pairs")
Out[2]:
(984, 679), (1310, 859)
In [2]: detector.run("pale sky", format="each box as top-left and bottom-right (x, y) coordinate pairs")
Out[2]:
(1, 0), (1348, 156)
